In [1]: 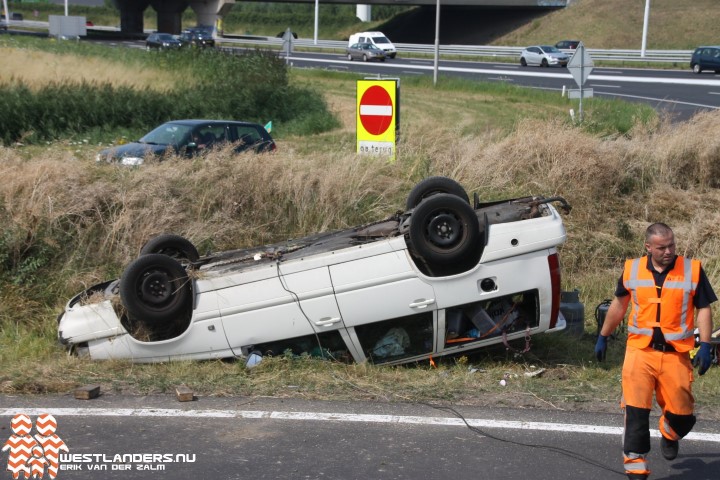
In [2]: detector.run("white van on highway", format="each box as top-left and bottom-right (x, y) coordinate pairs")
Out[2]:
(348, 31), (397, 58)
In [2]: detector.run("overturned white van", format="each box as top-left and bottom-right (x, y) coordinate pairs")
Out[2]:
(348, 31), (397, 58)
(57, 177), (571, 365)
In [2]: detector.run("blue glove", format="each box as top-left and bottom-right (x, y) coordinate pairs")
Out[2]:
(697, 342), (713, 376)
(595, 335), (608, 362)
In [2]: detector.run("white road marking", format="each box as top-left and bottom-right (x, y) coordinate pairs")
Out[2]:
(299, 56), (720, 87)
(709, 92), (720, 95)
(595, 91), (720, 109)
(589, 84), (621, 88)
(2, 408), (719, 443)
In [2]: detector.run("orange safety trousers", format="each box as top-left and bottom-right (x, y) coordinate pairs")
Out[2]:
(621, 345), (696, 477)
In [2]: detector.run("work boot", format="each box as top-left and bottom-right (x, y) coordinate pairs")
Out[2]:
(661, 436), (679, 460)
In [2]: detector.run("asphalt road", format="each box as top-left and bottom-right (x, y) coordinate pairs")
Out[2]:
(5, 23), (718, 122)
(2, 395), (719, 479)
(280, 52), (720, 123)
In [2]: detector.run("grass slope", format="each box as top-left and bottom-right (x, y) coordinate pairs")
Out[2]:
(381, 0), (719, 49)
(0, 36), (719, 417)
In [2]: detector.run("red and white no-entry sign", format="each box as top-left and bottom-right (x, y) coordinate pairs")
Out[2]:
(359, 85), (394, 136)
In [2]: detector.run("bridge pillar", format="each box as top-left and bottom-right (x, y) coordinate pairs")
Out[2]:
(150, 0), (188, 34)
(189, 0), (234, 30)
(112, 0), (151, 35)
(356, 4), (371, 22)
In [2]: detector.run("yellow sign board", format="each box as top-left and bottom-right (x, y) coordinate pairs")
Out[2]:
(356, 80), (396, 161)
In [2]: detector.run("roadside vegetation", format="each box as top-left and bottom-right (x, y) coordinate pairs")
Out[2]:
(0, 37), (338, 145)
(1, 19), (719, 418)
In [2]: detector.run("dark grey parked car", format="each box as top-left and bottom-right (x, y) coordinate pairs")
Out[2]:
(96, 120), (276, 166)
(690, 46), (720, 74)
(146, 33), (183, 51)
(555, 40), (580, 50)
(179, 27), (215, 49)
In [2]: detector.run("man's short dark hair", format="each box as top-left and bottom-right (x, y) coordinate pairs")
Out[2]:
(645, 223), (673, 242)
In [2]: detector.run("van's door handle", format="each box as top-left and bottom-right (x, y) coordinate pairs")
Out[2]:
(409, 299), (436, 309)
(315, 317), (342, 327)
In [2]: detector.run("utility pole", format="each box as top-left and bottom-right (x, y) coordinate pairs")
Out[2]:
(641, 0), (650, 58)
(433, 0), (440, 86)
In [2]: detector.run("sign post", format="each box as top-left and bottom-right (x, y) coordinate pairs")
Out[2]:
(356, 80), (397, 161)
(567, 42), (594, 122)
(282, 28), (294, 64)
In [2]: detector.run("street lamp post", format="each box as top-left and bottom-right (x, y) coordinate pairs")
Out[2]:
(313, 0), (319, 45)
(641, 0), (650, 58)
(433, 0), (440, 85)
(2, 0), (10, 28)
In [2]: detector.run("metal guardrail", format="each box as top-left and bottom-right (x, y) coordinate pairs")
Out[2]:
(222, 35), (693, 64)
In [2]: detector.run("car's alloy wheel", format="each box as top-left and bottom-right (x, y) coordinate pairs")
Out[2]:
(541, 59), (548, 67)
(693, 63), (702, 74)
(120, 254), (191, 325)
(362, 54), (368, 62)
(520, 57), (527, 67)
(406, 176), (470, 210)
(348, 53), (353, 61)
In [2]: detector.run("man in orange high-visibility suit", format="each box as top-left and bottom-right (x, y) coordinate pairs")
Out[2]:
(595, 223), (716, 480)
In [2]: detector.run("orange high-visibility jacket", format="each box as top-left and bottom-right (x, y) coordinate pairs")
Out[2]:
(623, 256), (699, 352)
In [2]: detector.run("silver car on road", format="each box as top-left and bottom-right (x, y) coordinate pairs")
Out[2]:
(520, 45), (569, 68)
(346, 42), (386, 62)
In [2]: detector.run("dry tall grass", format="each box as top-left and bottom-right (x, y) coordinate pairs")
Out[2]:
(0, 47), (178, 90)
(2, 103), (720, 410)
(495, 0), (720, 50)
(2, 107), (720, 308)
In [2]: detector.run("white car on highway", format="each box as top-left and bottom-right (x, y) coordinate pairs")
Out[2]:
(520, 45), (569, 67)
(58, 177), (571, 365)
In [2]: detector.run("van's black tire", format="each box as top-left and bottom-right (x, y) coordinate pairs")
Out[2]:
(406, 177), (470, 210)
(120, 254), (192, 325)
(140, 234), (199, 263)
(409, 194), (480, 270)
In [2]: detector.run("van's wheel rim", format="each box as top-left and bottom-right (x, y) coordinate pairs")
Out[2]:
(140, 271), (173, 305)
(427, 212), (462, 247)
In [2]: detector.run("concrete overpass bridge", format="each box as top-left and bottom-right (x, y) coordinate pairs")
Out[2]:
(112, 0), (567, 36)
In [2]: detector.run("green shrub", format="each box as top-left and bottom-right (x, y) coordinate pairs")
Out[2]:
(0, 44), (337, 144)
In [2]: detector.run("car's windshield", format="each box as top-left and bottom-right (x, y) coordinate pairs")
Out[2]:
(372, 36), (391, 45)
(541, 46), (561, 53)
(139, 123), (193, 146)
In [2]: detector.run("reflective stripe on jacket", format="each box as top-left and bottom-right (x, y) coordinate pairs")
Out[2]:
(623, 256), (699, 352)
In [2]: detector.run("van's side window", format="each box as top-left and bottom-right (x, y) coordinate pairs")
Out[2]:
(444, 290), (540, 348)
(354, 312), (434, 364)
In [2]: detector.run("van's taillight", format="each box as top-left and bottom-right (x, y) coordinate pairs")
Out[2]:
(548, 253), (561, 329)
